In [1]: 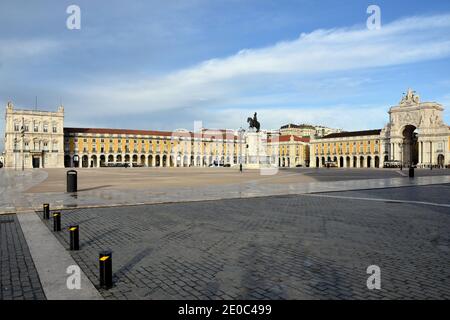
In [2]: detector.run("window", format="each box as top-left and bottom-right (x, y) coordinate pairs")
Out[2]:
(34, 122), (39, 132)
(83, 139), (87, 143)
(52, 126), (57, 133)
(43, 124), (48, 133)
(14, 123), (19, 131)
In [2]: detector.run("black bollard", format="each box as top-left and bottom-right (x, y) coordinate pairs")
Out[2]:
(43, 203), (50, 220)
(99, 250), (113, 289)
(68, 225), (79, 251)
(53, 212), (61, 232)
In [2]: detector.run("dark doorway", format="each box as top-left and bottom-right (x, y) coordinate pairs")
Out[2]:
(32, 156), (40, 168)
(64, 155), (71, 167)
(402, 125), (418, 166)
(437, 154), (445, 168)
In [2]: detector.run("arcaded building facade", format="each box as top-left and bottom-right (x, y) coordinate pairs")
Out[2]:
(63, 127), (245, 168)
(310, 90), (450, 168)
(3, 90), (449, 169)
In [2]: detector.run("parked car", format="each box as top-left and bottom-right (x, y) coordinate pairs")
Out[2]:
(132, 162), (144, 168)
(0, 162), (3, 168)
(324, 161), (338, 168)
(107, 162), (129, 167)
(223, 164), (231, 167)
(383, 160), (402, 168)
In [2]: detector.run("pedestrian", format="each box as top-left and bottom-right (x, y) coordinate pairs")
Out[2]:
(239, 163), (242, 173)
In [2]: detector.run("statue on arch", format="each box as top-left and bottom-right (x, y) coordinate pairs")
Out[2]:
(400, 88), (420, 105)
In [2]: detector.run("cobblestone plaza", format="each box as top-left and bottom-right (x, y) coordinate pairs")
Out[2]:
(1, 167), (449, 300)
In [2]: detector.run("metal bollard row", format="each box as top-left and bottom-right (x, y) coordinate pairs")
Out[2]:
(44, 204), (113, 289)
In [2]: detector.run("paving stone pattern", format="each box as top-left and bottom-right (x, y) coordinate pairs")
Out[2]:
(0, 214), (45, 300)
(39, 186), (450, 299)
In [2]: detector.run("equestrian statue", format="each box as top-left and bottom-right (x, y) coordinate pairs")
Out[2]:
(247, 112), (260, 132)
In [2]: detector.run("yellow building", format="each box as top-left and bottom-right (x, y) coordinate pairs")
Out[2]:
(266, 135), (310, 167)
(310, 129), (382, 168)
(64, 127), (244, 167)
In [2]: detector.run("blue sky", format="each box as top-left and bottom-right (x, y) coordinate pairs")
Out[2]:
(2, 0), (450, 150)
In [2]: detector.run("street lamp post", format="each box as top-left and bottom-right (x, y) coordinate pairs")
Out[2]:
(238, 127), (244, 167)
(21, 117), (25, 171)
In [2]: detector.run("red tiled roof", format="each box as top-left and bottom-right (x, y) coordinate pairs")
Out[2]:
(64, 127), (242, 140)
(266, 135), (310, 143)
(321, 129), (381, 139)
(64, 127), (172, 136)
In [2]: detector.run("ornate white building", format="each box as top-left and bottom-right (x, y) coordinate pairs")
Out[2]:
(3, 102), (65, 168)
(310, 89), (450, 168)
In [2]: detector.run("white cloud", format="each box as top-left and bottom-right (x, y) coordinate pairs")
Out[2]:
(0, 38), (60, 62)
(74, 13), (450, 117)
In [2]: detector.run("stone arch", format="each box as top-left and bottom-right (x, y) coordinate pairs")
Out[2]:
(91, 155), (98, 167)
(148, 155), (153, 167)
(82, 155), (89, 168)
(437, 154), (445, 168)
(401, 124), (418, 166)
(99, 155), (106, 167)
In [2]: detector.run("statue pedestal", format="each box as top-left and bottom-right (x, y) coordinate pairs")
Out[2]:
(244, 130), (270, 169)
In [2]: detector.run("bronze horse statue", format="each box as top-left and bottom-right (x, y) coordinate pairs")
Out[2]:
(247, 112), (260, 132)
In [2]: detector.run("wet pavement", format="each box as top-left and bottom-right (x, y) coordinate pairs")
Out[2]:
(1, 168), (450, 214)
